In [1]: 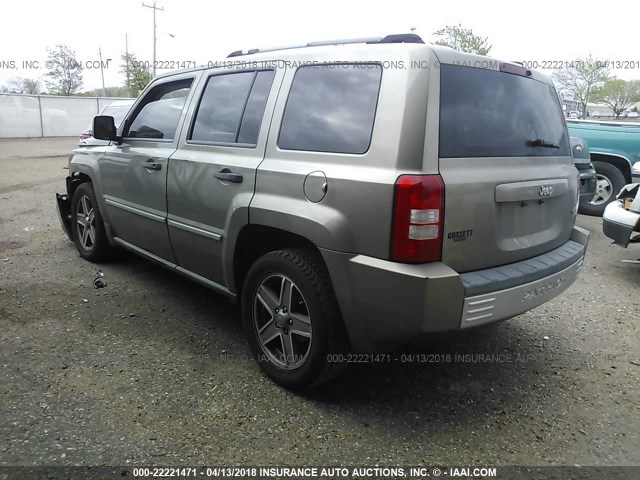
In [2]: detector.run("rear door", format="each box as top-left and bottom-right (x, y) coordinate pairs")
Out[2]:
(166, 68), (282, 285)
(437, 64), (579, 272)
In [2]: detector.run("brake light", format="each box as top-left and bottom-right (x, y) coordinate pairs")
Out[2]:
(79, 133), (92, 140)
(391, 175), (444, 263)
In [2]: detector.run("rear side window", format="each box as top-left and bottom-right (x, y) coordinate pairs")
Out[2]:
(439, 64), (571, 158)
(125, 79), (193, 140)
(278, 64), (382, 154)
(190, 70), (275, 145)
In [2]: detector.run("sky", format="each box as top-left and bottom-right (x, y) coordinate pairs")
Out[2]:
(1, 0), (639, 92)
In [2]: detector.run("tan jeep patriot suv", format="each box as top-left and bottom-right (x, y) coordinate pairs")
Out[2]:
(56, 34), (589, 389)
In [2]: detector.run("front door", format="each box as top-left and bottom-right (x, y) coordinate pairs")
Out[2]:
(99, 74), (199, 262)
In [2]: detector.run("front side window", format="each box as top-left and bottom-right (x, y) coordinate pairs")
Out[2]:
(190, 70), (275, 145)
(278, 64), (382, 154)
(102, 104), (132, 128)
(124, 79), (193, 140)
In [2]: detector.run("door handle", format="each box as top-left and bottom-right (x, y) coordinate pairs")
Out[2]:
(142, 161), (162, 171)
(214, 168), (243, 184)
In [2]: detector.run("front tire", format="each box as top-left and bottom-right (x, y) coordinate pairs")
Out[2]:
(241, 249), (349, 390)
(71, 182), (112, 262)
(579, 161), (626, 216)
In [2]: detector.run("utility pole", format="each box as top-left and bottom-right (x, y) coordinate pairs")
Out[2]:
(410, 26), (416, 35)
(98, 48), (106, 96)
(142, 1), (164, 78)
(125, 33), (130, 97)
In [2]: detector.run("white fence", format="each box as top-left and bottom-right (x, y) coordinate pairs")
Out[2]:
(0, 94), (132, 138)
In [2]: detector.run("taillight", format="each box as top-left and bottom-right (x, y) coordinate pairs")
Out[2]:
(391, 175), (444, 263)
(79, 133), (91, 140)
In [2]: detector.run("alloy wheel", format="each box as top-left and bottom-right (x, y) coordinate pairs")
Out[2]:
(75, 195), (96, 250)
(253, 274), (312, 370)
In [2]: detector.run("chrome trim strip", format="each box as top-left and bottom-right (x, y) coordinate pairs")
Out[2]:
(112, 237), (235, 300)
(112, 237), (176, 269)
(104, 197), (166, 223)
(174, 267), (235, 298)
(167, 219), (222, 241)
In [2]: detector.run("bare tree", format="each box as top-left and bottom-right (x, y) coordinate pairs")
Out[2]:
(7, 77), (41, 94)
(553, 56), (611, 118)
(45, 45), (84, 95)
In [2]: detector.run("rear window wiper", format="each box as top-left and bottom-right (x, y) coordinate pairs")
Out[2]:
(526, 138), (559, 149)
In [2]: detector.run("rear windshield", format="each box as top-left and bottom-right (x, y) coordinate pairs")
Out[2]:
(439, 64), (570, 158)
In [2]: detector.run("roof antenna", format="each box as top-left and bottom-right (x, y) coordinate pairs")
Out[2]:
(410, 26), (416, 34)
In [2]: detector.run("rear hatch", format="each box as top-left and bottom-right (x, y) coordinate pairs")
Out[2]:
(437, 63), (578, 273)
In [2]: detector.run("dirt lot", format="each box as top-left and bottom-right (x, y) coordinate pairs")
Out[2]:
(0, 138), (638, 468)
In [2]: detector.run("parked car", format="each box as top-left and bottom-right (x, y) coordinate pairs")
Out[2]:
(603, 183), (640, 252)
(632, 161), (640, 183)
(570, 137), (596, 199)
(56, 34), (589, 389)
(568, 110), (581, 119)
(567, 119), (640, 216)
(79, 99), (135, 146)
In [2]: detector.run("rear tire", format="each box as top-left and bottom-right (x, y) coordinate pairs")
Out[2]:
(241, 249), (350, 390)
(71, 182), (113, 262)
(579, 161), (626, 216)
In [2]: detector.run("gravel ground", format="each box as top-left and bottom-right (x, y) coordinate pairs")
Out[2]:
(0, 138), (638, 468)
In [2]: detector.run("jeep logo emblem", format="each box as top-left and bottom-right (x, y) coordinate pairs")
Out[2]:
(539, 185), (553, 197)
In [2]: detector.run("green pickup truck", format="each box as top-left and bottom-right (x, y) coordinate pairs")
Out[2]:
(567, 120), (640, 215)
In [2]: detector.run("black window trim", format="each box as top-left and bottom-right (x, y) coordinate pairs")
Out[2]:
(121, 76), (195, 143)
(186, 68), (275, 149)
(277, 62), (383, 156)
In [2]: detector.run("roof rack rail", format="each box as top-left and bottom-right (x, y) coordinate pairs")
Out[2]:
(227, 33), (424, 58)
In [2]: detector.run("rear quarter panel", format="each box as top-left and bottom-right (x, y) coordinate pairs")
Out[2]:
(251, 46), (438, 257)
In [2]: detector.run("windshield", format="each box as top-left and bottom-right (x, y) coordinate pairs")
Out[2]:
(439, 64), (570, 158)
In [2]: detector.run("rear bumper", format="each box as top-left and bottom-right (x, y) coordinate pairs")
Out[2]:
(321, 226), (589, 352)
(603, 200), (640, 248)
(459, 253), (583, 329)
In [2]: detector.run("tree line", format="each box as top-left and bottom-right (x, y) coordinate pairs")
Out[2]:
(1, 45), (151, 97)
(2, 29), (639, 115)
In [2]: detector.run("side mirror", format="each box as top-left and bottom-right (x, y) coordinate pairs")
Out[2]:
(93, 115), (117, 141)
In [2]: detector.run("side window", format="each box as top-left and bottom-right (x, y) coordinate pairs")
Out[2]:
(238, 71), (276, 144)
(189, 70), (275, 145)
(124, 78), (193, 140)
(278, 64), (382, 154)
